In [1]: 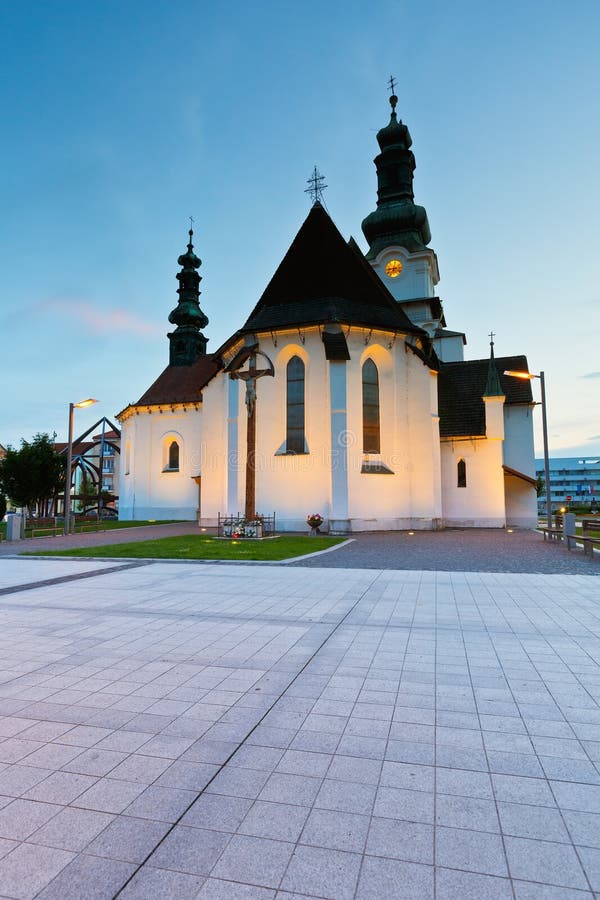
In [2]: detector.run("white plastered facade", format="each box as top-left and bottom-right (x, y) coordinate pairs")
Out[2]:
(119, 324), (537, 530)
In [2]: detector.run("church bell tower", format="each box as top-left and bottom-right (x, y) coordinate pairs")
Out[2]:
(167, 226), (209, 366)
(362, 84), (464, 361)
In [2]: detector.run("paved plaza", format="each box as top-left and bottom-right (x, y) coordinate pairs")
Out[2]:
(0, 548), (599, 897)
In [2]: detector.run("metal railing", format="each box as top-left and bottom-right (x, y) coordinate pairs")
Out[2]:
(217, 512), (276, 538)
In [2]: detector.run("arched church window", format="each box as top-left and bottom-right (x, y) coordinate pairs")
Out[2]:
(362, 359), (380, 454)
(286, 356), (305, 454)
(457, 458), (466, 488)
(168, 440), (179, 471)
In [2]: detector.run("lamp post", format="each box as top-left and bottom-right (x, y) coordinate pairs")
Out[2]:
(504, 370), (552, 530)
(64, 399), (98, 535)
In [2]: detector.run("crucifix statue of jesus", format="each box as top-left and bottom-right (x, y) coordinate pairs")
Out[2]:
(229, 346), (274, 520)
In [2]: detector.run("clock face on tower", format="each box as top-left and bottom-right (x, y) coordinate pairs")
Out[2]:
(385, 259), (403, 278)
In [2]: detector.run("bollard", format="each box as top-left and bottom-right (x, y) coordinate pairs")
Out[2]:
(563, 513), (576, 538)
(563, 513), (577, 549)
(6, 513), (23, 541)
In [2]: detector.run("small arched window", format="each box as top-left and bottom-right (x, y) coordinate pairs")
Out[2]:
(457, 458), (466, 488)
(362, 359), (380, 453)
(124, 441), (131, 475)
(286, 356), (305, 454)
(168, 440), (179, 471)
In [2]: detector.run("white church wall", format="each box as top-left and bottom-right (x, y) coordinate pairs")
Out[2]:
(343, 335), (442, 530)
(255, 337), (333, 530)
(503, 404), (536, 476)
(346, 339), (405, 529)
(504, 475), (537, 528)
(211, 334), (334, 530)
(440, 438), (506, 527)
(197, 372), (228, 525)
(371, 246), (439, 302)
(432, 334), (465, 362)
(503, 403), (538, 527)
(118, 408), (202, 520)
(200, 328), (444, 532)
(404, 345), (443, 526)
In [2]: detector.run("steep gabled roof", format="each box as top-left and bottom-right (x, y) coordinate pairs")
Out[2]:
(127, 354), (222, 409)
(240, 203), (425, 336)
(438, 355), (533, 437)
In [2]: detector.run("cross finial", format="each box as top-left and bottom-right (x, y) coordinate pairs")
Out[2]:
(187, 216), (194, 247)
(388, 75), (398, 112)
(304, 166), (327, 205)
(489, 331), (495, 346)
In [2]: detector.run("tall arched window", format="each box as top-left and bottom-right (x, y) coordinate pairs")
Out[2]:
(457, 458), (466, 488)
(362, 359), (380, 453)
(168, 440), (180, 471)
(286, 356), (305, 454)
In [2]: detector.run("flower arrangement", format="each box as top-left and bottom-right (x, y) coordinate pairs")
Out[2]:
(224, 516), (263, 538)
(306, 513), (324, 530)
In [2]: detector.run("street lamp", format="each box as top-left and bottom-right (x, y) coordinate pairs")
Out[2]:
(64, 398), (98, 535)
(504, 370), (552, 530)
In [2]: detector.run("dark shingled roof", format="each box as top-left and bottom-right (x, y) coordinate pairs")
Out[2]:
(438, 355), (533, 437)
(132, 354), (222, 407)
(240, 203), (426, 336)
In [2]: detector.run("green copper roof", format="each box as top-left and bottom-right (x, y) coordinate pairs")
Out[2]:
(167, 228), (209, 367)
(483, 339), (504, 397)
(362, 94), (431, 258)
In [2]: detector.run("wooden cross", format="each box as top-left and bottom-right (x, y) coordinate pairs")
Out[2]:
(230, 348), (274, 520)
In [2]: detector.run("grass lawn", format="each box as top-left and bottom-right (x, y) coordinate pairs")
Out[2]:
(28, 534), (345, 561)
(82, 519), (185, 531)
(1, 519), (185, 540)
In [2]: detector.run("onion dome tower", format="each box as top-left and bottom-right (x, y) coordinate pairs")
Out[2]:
(167, 226), (209, 366)
(361, 92), (431, 259)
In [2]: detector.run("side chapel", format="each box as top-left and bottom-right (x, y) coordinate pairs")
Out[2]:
(117, 92), (537, 531)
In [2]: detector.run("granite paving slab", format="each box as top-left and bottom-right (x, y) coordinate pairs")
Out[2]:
(0, 557), (597, 897)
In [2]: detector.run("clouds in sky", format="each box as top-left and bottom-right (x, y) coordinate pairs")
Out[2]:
(40, 299), (160, 337)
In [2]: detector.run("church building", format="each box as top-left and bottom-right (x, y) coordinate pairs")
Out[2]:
(117, 92), (538, 531)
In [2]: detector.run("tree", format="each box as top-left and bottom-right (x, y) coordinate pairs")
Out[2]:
(76, 472), (97, 512)
(0, 433), (65, 516)
(536, 474), (545, 498)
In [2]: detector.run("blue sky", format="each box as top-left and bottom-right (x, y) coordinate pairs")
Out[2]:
(1, 0), (599, 456)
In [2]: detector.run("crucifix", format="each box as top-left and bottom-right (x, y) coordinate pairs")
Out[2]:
(229, 345), (274, 520)
(304, 166), (327, 205)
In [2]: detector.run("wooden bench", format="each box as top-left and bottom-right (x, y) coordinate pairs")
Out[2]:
(582, 518), (600, 535)
(567, 519), (600, 556)
(538, 527), (564, 542)
(24, 518), (62, 538)
(566, 533), (600, 556)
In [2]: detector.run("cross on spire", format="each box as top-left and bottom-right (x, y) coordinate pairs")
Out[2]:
(489, 330), (495, 347)
(304, 166), (327, 205)
(388, 75), (398, 112)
